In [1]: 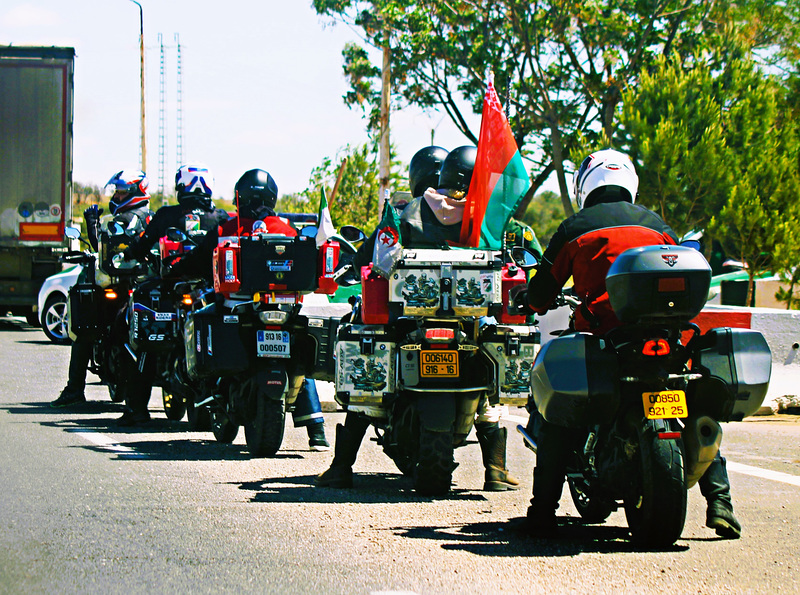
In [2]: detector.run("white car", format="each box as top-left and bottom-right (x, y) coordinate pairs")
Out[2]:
(37, 263), (82, 344)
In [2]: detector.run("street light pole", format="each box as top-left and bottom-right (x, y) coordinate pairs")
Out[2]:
(129, 0), (146, 173)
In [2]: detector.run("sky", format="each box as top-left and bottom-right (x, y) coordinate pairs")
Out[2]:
(0, 1), (482, 201)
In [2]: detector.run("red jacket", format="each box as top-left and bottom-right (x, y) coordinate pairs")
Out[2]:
(528, 201), (678, 335)
(219, 215), (297, 237)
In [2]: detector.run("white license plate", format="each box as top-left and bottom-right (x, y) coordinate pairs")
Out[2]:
(256, 330), (290, 358)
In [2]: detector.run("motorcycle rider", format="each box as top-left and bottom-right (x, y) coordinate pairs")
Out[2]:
(50, 169), (153, 408)
(170, 168), (330, 450)
(116, 164), (229, 426)
(514, 148), (741, 538)
(316, 146), (519, 491)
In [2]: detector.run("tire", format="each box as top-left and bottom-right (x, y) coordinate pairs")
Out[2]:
(623, 420), (687, 548)
(186, 399), (212, 431)
(389, 400), (417, 477)
(568, 476), (615, 524)
(212, 408), (239, 444)
(162, 387), (187, 421)
(244, 396), (285, 458)
(107, 383), (126, 403)
(414, 427), (455, 496)
(41, 294), (71, 344)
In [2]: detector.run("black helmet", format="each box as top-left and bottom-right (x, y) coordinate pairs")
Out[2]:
(437, 145), (477, 196)
(234, 169), (279, 218)
(408, 146), (448, 197)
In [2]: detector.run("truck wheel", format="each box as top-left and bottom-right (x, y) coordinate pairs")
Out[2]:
(244, 396), (285, 458)
(623, 420), (687, 548)
(42, 294), (71, 344)
(414, 427), (455, 496)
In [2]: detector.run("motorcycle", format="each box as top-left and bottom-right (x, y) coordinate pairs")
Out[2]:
(334, 245), (538, 496)
(182, 222), (351, 456)
(61, 223), (147, 403)
(512, 244), (772, 547)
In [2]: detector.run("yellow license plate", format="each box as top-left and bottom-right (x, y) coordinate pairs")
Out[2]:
(642, 390), (688, 419)
(420, 350), (459, 377)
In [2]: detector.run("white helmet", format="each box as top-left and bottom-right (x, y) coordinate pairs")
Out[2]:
(572, 149), (638, 209)
(175, 163), (215, 208)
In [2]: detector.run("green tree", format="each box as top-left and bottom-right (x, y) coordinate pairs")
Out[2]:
(298, 141), (404, 231)
(518, 190), (563, 247)
(314, 0), (798, 216)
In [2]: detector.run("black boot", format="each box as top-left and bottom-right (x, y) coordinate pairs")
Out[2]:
(525, 418), (568, 537)
(307, 422), (331, 452)
(699, 453), (741, 539)
(315, 414), (370, 488)
(476, 423), (519, 491)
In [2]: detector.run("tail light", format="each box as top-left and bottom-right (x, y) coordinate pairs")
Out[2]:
(642, 338), (670, 356)
(425, 328), (454, 349)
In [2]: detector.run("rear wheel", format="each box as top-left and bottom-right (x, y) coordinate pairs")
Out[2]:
(414, 427), (455, 496)
(212, 408), (239, 444)
(42, 294), (71, 344)
(244, 396), (285, 457)
(568, 476), (615, 524)
(623, 420), (687, 548)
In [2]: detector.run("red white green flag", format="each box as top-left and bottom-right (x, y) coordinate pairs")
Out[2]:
(459, 78), (530, 249)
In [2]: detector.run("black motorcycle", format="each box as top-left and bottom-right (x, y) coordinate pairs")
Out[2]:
(513, 244), (772, 547)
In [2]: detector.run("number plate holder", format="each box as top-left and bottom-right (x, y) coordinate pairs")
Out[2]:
(420, 350), (459, 378)
(256, 330), (291, 358)
(642, 390), (688, 419)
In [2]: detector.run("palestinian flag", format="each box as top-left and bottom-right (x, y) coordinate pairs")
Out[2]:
(459, 78), (531, 249)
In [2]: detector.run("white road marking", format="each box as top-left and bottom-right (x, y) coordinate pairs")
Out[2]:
(503, 414), (800, 488)
(68, 429), (145, 459)
(726, 461), (800, 488)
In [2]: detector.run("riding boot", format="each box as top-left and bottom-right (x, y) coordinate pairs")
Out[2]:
(526, 418), (568, 537)
(475, 422), (519, 491)
(698, 453), (741, 539)
(315, 413), (370, 488)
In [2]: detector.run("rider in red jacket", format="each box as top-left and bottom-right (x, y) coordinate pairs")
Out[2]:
(518, 149), (741, 539)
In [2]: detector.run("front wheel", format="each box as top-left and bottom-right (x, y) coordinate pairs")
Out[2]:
(162, 388), (187, 421)
(414, 427), (455, 496)
(568, 476), (615, 524)
(212, 408), (239, 444)
(623, 420), (687, 548)
(244, 396), (285, 457)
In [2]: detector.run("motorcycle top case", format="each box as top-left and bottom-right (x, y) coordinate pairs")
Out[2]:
(183, 302), (249, 379)
(480, 324), (541, 405)
(388, 249), (503, 318)
(691, 327), (772, 421)
(239, 234), (318, 294)
(606, 245), (711, 323)
(335, 324), (396, 417)
(129, 279), (178, 352)
(531, 332), (620, 428)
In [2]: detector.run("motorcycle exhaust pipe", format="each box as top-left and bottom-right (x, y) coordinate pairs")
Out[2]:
(682, 415), (722, 488)
(516, 424), (537, 453)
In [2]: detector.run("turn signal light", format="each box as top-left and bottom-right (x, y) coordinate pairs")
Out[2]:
(181, 294), (193, 306)
(642, 338), (670, 356)
(104, 288), (118, 300)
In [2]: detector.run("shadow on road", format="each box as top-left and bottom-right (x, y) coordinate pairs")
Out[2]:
(390, 516), (690, 556)
(233, 473), (488, 505)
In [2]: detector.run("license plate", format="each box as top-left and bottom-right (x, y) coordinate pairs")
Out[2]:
(420, 350), (459, 377)
(256, 330), (290, 358)
(642, 390), (688, 419)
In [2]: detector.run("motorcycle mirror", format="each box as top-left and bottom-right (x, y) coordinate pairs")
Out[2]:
(64, 226), (81, 240)
(166, 227), (188, 242)
(299, 225), (317, 238)
(339, 225), (367, 244)
(511, 246), (540, 271)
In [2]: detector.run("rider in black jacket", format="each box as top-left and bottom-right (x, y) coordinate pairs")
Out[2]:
(116, 164), (228, 426)
(51, 169), (153, 408)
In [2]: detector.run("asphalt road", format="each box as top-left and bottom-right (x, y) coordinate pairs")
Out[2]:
(1, 317), (799, 594)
